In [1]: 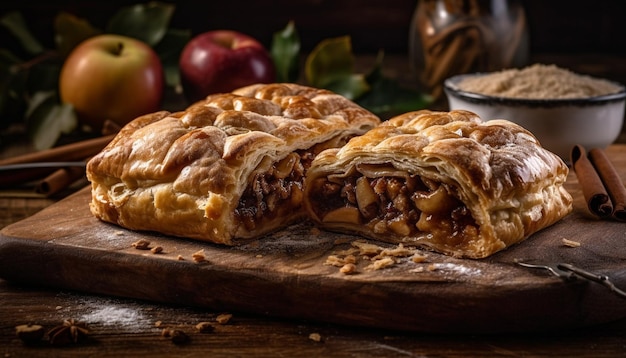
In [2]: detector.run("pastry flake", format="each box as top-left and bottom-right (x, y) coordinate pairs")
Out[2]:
(303, 110), (573, 258)
(86, 83), (380, 245)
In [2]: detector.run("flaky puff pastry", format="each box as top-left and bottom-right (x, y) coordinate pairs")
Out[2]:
(87, 83), (380, 245)
(304, 110), (573, 258)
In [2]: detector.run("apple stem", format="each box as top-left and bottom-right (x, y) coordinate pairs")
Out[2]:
(114, 42), (124, 56)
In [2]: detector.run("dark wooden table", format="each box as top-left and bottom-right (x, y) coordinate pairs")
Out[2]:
(2, 53), (626, 357)
(1, 277), (626, 357)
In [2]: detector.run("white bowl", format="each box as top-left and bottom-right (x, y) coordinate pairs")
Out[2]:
(444, 73), (626, 160)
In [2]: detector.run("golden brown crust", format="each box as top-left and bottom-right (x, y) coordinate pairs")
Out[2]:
(87, 83), (381, 245)
(303, 109), (573, 258)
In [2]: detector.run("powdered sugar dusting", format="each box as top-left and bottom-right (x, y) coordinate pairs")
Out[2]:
(78, 298), (150, 330)
(432, 262), (482, 276)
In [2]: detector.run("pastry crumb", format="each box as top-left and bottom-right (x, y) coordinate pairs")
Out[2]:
(340, 263), (357, 275)
(351, 240), (382, 256)
(177, 255), (185, 260)
(132, 239), (151, 250)
(151, 246), (163, 254)
(562, 238), (581, 247)
(192, 249), (206, 262)
(373, 243), (413, 259)
(366, 256), (395, 271)
(325, 240), (425, 273)
(324, 255), (345, 267)
(309, 332), (322, 342)
(411, 254), (427, 263)
(216, 313), (232, 324)
(195, 322), (215, 333)
(310, 227), (321, 235)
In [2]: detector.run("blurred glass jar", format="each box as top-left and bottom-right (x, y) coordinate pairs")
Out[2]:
(409, 0), (529, 101)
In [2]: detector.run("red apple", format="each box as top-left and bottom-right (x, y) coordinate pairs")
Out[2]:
(59, 34), (164, 130)
(179, 30), (276, 102)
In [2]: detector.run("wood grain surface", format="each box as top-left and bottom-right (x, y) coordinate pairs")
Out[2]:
(1, 146), (625, 334)
(2, 277), (625, 357)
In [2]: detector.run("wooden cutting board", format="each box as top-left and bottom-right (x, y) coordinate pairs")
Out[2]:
(1, 146), (626, 334)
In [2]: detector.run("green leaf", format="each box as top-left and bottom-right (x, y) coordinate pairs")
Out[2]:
(363, 49), (386, 84)
(0, 51), (28, 129)
(26, 91), (77, 150)
(106, 2), (176, 46)
(0, 11), (45, 55)
(154, 28), (191, 64)
(324, 74), (370, 101)
(154, 28), (192, 88)
(54, 12), (101, 58)
(271, 21), (301, 83)
(348, 49), (432, 118)
(305, 36), (354, 88)
(356, 77), (432, 119)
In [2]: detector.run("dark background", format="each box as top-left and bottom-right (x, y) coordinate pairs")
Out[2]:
(2, 1), (625, 54)
(1, 0), (625, 85)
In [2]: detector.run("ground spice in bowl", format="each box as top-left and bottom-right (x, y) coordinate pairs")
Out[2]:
(455, 64), (623, 99)
(444, 64), (626, 160)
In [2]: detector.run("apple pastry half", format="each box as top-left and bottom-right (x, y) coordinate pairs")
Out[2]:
(86, 83), (380, 245)
(303, 110), (573, 258)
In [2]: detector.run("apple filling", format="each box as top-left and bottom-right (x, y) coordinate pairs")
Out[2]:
(233, 135), (359, 232)
(235, 150), (314, 231)
(309, 164), (479, 245)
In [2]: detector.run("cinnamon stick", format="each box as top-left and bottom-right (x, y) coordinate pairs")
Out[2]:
(588, 148), (626, 221)
(0, 167), (56, 188)
(571, 145), (613, 218)
(0, 134), (114, 188)
(35, 166), (86, 196)
(0, 134), (114, 166)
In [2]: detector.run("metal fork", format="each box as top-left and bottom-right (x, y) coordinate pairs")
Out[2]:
(517, 261), (626, 299)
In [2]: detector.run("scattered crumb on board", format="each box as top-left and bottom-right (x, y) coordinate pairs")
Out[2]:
(215, 313), (232, 324)
(562, 238), (581, 247)
(324, 240), (428, 274)
(192, 249), (206, 263)
(131, 239), (151, 250)
(309, 332), (322, 342)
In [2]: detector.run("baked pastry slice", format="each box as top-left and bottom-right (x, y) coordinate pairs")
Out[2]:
(87, 83), (380, 245)
(303, 110), (573, 258)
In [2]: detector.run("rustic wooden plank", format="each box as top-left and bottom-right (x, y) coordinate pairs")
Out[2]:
(1, 146), (625, 334)
(2, 277), (625, 357)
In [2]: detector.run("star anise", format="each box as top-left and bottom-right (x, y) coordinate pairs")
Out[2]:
(47, 319), (89, 346)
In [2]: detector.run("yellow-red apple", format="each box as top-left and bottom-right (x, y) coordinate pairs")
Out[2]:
(59, 34), (164, 130)
(179, 30), (276, 102)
